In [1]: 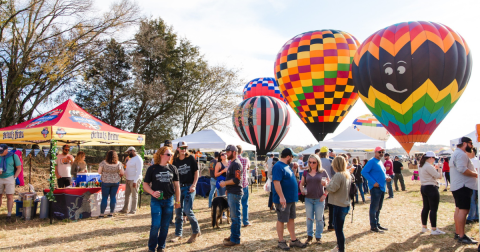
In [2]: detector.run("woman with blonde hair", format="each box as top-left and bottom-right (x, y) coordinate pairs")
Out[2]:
(300, 154), (330, 244)
(71, 151), (87, 180)
(324, 156), (352, 252)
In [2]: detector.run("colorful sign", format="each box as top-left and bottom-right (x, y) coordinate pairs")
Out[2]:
(26, 109), (63, 128)
(68, 110), (102, 130)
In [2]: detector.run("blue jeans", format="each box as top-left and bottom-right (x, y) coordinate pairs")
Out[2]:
(467, 190), (479, 221)
(100, 182), (119, 214)
(218, 185), (226, 196)
(208, 178), (217, 208)
(148, 196), (174, 251)
(386, 175), (394, 198)
(355, 182), (365, 203)
(175, 186), (200, 236)
(299, 171), (304, 179)
(369, 187), (385, 229)
(241, 187), (250, 226)
(363, 178), (369, 194)
(228, 193), (242, 244)
(305, 198), (325, 238)
(333, 205), (350, 252)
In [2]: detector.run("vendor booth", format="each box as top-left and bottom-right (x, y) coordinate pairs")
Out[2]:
(319, 127), (386, 150)
(0, 99), (145, 222)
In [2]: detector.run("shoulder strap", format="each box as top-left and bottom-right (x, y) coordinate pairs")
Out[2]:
(11, 153), (19, 167)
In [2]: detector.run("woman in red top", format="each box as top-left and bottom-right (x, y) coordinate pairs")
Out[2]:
(442, 157), (450, 191)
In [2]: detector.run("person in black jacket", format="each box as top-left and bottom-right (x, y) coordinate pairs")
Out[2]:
(352, 158), (365, 204)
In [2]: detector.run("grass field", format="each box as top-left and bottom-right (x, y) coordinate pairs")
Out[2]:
(0, 167), (479, 251)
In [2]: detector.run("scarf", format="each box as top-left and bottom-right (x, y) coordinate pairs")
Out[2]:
(0, 151), (15, 173)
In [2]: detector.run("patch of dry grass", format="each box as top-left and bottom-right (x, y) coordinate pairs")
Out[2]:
(0, 166), (478, 251)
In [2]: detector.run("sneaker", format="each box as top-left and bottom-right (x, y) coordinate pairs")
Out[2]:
(170, 236), (181, 243)
(277, 241), (290, 251)
(305, 236), (313, 244)
(371, 227), (384, 233)
(289, 239), (306, 248)
(331, 246), (339, 252)
(431, 229), (446, 235)
(223, 240), (239, 247)
(458, 235), (478, 244)
(454, 233), (459, 240)
(466, 220), (475, 224)
(421, 227), (430, 233)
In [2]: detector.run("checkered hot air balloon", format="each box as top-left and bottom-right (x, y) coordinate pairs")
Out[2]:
(352, 114), (390, 141)
(232, 96), (291, 155)
(243, 77), (287, 103)
(352, 21), (472, 153)
(274, 30), (361, 141)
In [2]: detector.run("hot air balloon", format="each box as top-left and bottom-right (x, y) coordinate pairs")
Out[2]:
(243, 77), (287, 103)
(232, 96), (291, 155)
(274, 30), (361, 141)
(352, 114), (390, 141)
(352, 21), (472, 153)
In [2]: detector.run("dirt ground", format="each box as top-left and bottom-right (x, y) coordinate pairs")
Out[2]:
(0, 167), (479, 251)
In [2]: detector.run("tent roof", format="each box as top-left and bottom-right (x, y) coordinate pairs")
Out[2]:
(450, 130), (480, 150)
(167, 129), (256, 152)
(318, 127), (386, 150)
(0, 99), (145, 146)
(299, 145), (345, 155)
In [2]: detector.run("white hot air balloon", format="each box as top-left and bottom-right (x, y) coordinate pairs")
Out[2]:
(352, 114), (390, 141)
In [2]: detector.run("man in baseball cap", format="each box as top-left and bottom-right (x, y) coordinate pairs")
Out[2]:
(0, 144), (21, 222)
(272, 148), (306, 250)
(121, 146), (144, 215)
(362, 146), (391, 233)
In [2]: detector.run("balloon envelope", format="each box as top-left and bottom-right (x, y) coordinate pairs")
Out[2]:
(274, 30), (360, 141)
(232, 96), (291, 155)
(352, 21), (472, 153)
(243, 77), (287, 103)
(352, 114), (390, 141)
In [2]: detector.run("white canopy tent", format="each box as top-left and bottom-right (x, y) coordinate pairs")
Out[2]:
(165, 129), (256, 152)
(449, 130), (480, 150)
(319, 127), (386, 150)
(299, 145), (345, 155)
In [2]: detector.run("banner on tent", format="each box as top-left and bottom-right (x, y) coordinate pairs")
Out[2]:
(0, 127), (52, 143)
(33, 149), (41, 156)
(25, 149), (32, 156)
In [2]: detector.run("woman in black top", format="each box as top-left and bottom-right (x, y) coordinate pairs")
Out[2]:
(352, 158), (365, 203)
(143, 146), (180, 252)
(214, 151), (228, 196)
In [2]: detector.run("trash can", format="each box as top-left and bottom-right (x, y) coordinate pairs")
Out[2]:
(20, 192), (37, 220)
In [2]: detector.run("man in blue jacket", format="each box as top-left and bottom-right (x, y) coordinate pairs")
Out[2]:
(361, 146), (391, 233)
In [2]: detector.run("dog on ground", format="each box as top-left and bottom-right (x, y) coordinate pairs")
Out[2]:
(211, 196), (229, 228)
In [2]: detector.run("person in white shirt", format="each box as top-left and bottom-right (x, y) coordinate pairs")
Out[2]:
(55, 145), (74, 188)
(297, 155), (305, 178)
(121, 146), (143, 215)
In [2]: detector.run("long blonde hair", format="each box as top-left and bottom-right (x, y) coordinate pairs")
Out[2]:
(74, 151), (86, 164)
(307, 154), (325, 173)
(333, 156), (350, 179)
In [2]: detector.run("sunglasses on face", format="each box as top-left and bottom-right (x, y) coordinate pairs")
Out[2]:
(64, 149), (70, 151)
(163, 153), (173, 157)
(377, 151), (384, 154)
(179, 147), (187, 150)
(221, 153), (227, 156)
(308, 161), (317, 164)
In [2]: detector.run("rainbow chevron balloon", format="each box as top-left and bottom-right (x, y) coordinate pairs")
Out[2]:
(352, 21), (472, 153)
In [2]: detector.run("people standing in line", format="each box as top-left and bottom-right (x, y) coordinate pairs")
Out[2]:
(449, 136), (478, 244)
(384, 153), (394, 199)
(442, 157), (450, 191)
(362, 159), (369, 194)
(98, 150), (124, 218)
(272, 148), (306, 250)
(55, 144), (74, 188)
(300, 154), (329, 244)
(71, 151), (87, 180)
(171, 141), (201, 244)
(466, 147), (480, 224)
(352, 158), (365, 204)
(144, 146), (181, 252)
(0, 144), (21, 222)
(297, 155), (305, 178)
(319, 146), (335, 231)
(393, 156), (406, 191)
(324, 156), (352, 252)
(121, 146), (143, 215)
(362, 146), (391, 233)
(208, 152), (219, 208)
(418, 151), (445, 235)
(219, 145), (244, 247)
(267, 153), (275, 211)
(214, 151), (228, 197)
(236, 145), (252, 227)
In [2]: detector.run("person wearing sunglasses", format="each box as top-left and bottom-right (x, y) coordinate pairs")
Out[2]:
(299, 154), (329, 245)
(121, 146), (144, 215)
(361, 146), (391, 233)
(144, 146), (181, 252)
(55, 144), (74, 188)
(171, 141), (201, 244)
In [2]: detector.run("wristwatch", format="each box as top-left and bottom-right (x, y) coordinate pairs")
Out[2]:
(175, 201), (180, 204)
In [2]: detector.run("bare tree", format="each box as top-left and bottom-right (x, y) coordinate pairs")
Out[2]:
(0, 0), (139, 127)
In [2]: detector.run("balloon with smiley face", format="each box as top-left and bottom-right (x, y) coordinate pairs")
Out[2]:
(352, 21), (472, 153)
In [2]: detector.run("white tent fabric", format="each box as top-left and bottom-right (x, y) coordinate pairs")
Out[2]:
(299, 145), (345, 155)
(166, 129), (256, 152)
(449, 130), (480, 150)
(319, 127), (386, 150)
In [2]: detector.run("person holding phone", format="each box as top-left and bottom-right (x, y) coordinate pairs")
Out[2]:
(144, 146), (180, 252)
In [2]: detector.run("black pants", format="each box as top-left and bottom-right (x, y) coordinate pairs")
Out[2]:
(57, 177), (72, 188)
(421, 185), (440, 227)
(444, 172), (450, 183)
(326, 195), (334, 228)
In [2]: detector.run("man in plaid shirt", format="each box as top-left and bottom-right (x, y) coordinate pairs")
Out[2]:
(236, 145), (252, 227)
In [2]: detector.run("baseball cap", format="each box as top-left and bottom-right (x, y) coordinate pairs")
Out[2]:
(458, 136), (473, 144)
(281, 148), (298, 157)
(320, 146), (329, 153)
(164, 140), (172, 147)
(126, 146), (136, 152)
(374, 146), (385, 152)
(425, 151), (437, 158)
(177, 141), (188, 148)
(225, 145), (238, 152)
(0, 144), (8, 152)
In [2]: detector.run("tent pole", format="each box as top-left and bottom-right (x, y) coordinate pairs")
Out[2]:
(29, 155), (32, 186)
(49, 141), (53, 225)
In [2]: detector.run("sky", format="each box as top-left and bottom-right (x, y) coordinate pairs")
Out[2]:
(95, 0), (479, 149)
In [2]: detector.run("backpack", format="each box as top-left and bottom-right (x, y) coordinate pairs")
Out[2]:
(7, 150), (24, 186)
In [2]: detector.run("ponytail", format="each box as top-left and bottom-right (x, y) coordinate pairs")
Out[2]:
(419, 154), (429, 168)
